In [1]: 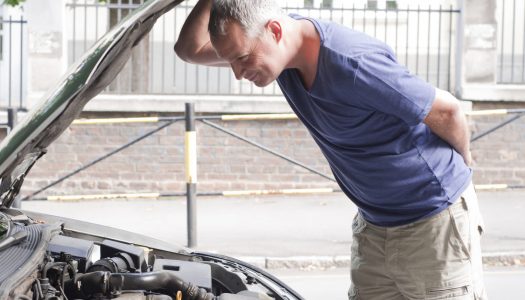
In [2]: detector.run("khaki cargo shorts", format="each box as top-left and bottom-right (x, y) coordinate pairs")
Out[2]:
(349, 183), (488, 299)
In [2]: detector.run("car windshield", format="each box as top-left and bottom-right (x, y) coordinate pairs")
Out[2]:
(0, 213), (9, 242)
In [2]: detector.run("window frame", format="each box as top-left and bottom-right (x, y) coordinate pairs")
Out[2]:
(321, 0), (333, 8)
(304, 0), (314, 8)
(0, 17), (3, 61)
(367, 0), (398, 10)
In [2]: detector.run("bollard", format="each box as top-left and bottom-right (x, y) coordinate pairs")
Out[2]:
(185, 103), (197, 248)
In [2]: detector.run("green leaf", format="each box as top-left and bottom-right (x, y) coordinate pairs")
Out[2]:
(2, 0), (26, 7)
(2, 0), (106, 7)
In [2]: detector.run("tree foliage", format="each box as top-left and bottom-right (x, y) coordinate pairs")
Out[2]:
(3, 0), (107, 7)
(3, 0), (26, 7)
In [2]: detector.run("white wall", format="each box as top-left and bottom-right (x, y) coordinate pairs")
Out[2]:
(496, 0), (525, 83)
(17, 0), (524, 105)
(0, 5), (28, 109)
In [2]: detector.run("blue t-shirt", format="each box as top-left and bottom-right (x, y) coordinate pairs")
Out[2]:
(277, 15), (472, 227)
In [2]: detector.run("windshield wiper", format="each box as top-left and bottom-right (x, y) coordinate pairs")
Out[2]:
(0, 230), (28, 251)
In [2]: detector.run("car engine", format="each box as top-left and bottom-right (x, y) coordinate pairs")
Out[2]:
(0, 210), (290, 300)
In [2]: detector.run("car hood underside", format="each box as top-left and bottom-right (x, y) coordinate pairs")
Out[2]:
(0, 0), (183, 208)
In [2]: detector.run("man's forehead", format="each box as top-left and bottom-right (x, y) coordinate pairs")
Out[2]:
(211, 36), (243, 61)
(211, 25), (251, 60)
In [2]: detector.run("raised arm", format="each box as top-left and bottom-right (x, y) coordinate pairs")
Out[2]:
(174, 0), (228, 66)
(424, 88), (472, 166)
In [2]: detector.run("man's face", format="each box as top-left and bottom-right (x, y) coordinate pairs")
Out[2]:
(211, 21), (283, 87)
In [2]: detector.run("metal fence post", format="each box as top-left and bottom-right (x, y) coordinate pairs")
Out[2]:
(455, 0), (464, 97)
(7, 107), (21, 208)
(9, 16), (12, 107)
(19, 15), (24, 109)
(185, 103), (197, 248)
(7, 107), (17, 133)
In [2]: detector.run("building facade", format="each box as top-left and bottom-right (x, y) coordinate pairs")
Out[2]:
(1, 0), (524, 198)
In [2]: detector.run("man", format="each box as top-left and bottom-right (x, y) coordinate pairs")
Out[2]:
(175, 0), (487, 299)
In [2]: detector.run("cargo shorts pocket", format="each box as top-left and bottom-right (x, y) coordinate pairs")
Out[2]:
(348, 284), (359, 300)
(461, 193), (485, 237)
(450, 201), (472, 259)
(426, 283), (472, 299)
(451, 195), (485, 260)
(351, 213), (367, 257)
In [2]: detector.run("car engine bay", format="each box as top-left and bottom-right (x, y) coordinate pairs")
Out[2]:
(0, 210), (295, 300)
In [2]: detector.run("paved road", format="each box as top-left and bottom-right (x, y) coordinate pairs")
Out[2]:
(273, 267), (525, 300)
(22, 189), (525, 257)
(21, 190), (525, 299)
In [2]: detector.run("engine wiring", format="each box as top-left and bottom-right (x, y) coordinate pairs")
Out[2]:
(39, 259), (76, 300)
(32, 279), (44, 299)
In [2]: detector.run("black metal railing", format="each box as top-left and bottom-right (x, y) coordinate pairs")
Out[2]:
(497, 0), (525, 84)
(65, 0), (461, 95)
(21, 105), (525, 248)
(0, 16), (27, 110)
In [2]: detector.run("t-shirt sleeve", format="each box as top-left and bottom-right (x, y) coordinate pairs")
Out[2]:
(352, 53), (436, 126)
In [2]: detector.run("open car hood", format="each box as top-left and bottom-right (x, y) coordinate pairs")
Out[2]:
(0, 0), (183, 208)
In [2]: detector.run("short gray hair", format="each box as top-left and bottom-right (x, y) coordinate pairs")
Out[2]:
(209, 0), (283, 39)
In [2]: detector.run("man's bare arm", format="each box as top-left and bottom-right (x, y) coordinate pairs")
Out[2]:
(424, 88), (472, 166)
(174, 0), (228, 66)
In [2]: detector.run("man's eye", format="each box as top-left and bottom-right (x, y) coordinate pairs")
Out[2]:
(239, 55), (249, 62)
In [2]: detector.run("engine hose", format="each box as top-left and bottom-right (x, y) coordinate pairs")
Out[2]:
(69, 271), (216, 300)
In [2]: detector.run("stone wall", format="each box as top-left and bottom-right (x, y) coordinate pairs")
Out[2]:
(12, 100), (525, 199)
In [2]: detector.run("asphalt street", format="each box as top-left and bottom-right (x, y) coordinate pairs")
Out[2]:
(22, 189), (525, 258)
(21, 190), (525, 298)
(273, 267), (525, 300)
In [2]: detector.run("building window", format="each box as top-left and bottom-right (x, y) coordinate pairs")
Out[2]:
(386, 1), (398, 9)
(367, 1), (397, 9)
(0, 18), (3, 61)
(321, 0), (332, 8)
(304, 0), (314, 8)
(109, 0), (143, 28)
(108, 0), (148, 93)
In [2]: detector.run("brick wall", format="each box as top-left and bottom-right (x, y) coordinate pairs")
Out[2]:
(20, 114), (338, 198)
(470, 102), (525, 186)
(11, 101), (525, 198)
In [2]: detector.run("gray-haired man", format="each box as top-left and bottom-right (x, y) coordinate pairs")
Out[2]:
(175, 1), (487, 299)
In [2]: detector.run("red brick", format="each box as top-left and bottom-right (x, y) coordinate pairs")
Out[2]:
(97, 182), (111, 190)
(14, 108), (524, 196)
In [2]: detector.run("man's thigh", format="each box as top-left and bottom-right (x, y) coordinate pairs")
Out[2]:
(349, 213), (405, 300)
(394, 186), (487, 299)
(349, 184), (487, 300)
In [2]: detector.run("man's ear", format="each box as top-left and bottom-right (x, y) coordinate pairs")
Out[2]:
(267, 20), (282, 42)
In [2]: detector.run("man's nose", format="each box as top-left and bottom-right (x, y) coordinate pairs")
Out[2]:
(230, 62), (244, 80)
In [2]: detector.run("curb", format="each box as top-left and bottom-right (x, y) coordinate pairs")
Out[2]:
(235, 252), (525, 270)
(481, 252), (525, 267)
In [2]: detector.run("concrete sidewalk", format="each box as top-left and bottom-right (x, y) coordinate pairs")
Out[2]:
(22, 190), (525, 269)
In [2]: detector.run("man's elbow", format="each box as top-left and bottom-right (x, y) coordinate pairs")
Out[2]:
(174, 41), (191, 63)
(425, 89), (464, 127)
(444, 97), (462, 121)
(437, 89), (463, 118)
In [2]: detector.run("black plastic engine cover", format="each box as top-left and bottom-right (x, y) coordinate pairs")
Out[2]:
(153, 259), (212, 291)
(100, 239), (148, 272)
(48, 234), (94, 273)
